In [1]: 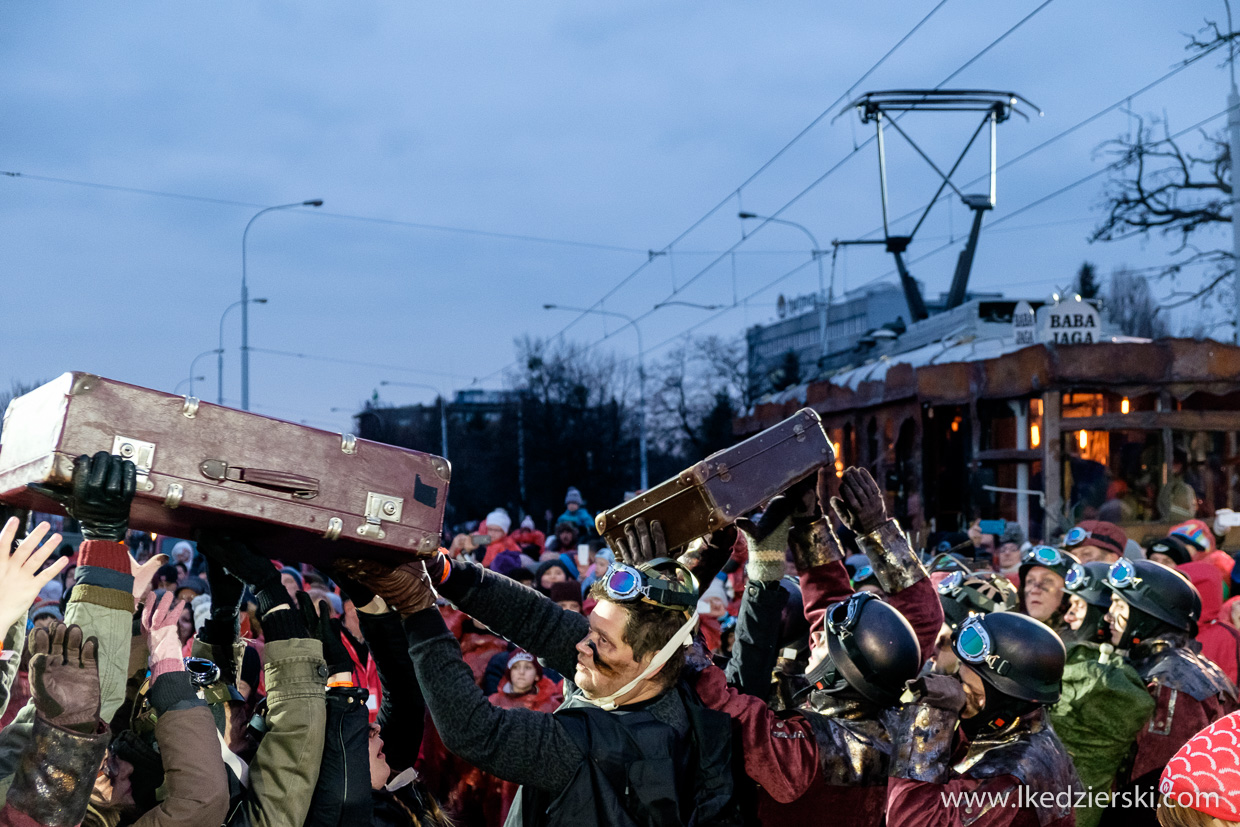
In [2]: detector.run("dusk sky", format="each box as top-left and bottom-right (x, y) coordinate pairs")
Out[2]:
(2, 2), (1232, 433)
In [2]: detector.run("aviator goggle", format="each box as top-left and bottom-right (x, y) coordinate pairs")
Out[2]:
(825, 591), (879, 639)
(1106, 558), (1142, 590)
(604, 558), (699, 613)
(954, 614), (1013, 676)
(1064, 563), (1090, 592)
(938, 570), (966, 596)
(1022, 545), (1065, 568)
(1061, 526), (1094, 548)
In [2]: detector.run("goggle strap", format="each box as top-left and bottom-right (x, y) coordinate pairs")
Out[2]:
(580, 611), (701, 711)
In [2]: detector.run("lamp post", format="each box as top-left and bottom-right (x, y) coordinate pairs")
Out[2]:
(241, 200), (323, 410)
(653, 301), (724, 310)
(218, 298), (267, 405)
(379, 380), (449, 460)
(188, 348), (221, 399)
(175, 376), (205, 395)
(739, 212), (831, 358)
(543, 304), (648, 490)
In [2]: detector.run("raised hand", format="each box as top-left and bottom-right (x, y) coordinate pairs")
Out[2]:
(29, 451), (137, 541)
(333, 558), (437, 617)
(615, 517), (669, 567)
(28, 621), (101, 732)
(142, 591), (187, 678)
(196, 529), (278, 589)
(297, 592), (353, 676)
(831, 466), (888, 535)
(0, 518), (67, 636)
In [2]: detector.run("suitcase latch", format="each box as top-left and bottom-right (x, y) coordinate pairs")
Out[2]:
(112, 436), (156, 492)
(359, 492), (403, 540)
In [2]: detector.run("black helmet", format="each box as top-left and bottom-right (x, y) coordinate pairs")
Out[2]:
(817, 592), (922, 706)
(952, 612), (1065, 706)
(937, 571), (1019, 629)
(1146, 535), (1193, 566)
(1105, 558), (1199, 644)
(1018, 545), (1079, 584)
(1064, 562), (1111, 608)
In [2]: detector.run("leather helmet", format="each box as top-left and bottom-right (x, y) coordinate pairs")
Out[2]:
(823, 592), (922, 706)
(1105, 558), (1199, 637)
(1064, 562), (1112, 609)
(952, 611), (1065, 705)
(1018, 545), (1079, 584)
(938, 571), (1019, 629)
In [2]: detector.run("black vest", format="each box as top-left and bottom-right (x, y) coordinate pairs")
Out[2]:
(507, 683), (740, 827)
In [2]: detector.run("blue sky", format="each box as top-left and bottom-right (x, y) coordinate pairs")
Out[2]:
(1, 1), (1232, 432)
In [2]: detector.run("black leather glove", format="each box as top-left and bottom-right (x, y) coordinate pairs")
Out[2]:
(29, 452), (136, 541)
(201, 553), (245, 647)
(297, 592), (352, 675)
(831, 466), (888, 536)
(196, 530), (279, 591)
(908, 673), (967, 714)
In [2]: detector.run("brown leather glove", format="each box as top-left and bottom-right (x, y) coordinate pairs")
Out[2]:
(28, 621), (101, 732)
(831, 467), (888, 535)
(616, 517), (668, 567)
(334, 558), (437, 617)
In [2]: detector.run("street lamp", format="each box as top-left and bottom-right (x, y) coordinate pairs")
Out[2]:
(241, 199), (323, 411)
(176, 376), (205, 395)
(218, 298), (268, 405)
(740, 212), (832, 358)
(543, 303), (648, 490)
(188, 348), (221, 399)
(379, 380), (449, 460)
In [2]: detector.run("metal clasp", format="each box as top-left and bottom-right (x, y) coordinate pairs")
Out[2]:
(112, 436), (156, 492)
(358, 492), (403, 540)
(341, 434), (357, 455)
(183, 397), (200, 419)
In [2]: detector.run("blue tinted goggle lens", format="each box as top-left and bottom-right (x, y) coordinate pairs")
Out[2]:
(607, 569), (639, 596)
(1108, 559), (1136, 588)
(855, 566), (873, 581)
(938, 571), (964, 595)
(1063, 527), (1089, 547)
(1065, 563), (1086, 591)
(957, 623), (989, 661)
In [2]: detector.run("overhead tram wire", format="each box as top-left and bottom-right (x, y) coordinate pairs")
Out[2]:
(469, 0), (959, 386)
(470, 0), (1062, 385)
(591, 102), (1240, 376)
(0, 170), (649, 255)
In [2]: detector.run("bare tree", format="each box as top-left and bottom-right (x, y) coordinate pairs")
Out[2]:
(1107, 268), (1169, 339)
(1090, 25), (1236, 314)
(648, 333), (750, 461)
(0, 380), (44, 419)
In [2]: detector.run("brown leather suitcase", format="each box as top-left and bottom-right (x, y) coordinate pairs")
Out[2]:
(594, 407), (834, 553)
(0, 372), (450, 566)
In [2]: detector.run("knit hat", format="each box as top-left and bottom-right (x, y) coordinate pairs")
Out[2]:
(37, 579), (64, 604)
(156, 563), (179, 585)
(30, 602), (62, 622)
(325, 592), (343, 616)
(1160, 709), (1240, 820)
(565, 487), (584, 506)
(1147, 535), (1193, 567)
(280, 567), (304, 591)
(1001, 522), (1027, 546)
(170, 541), (195, 566)
(548, 580), (583, 605)
(486, 509), (512, 535)
(504, 650), (542, 686)
(1170, 519), (1215, 553)
(175, 578), (207, 597)
(489, 550), (526, 578)
(520, 515), (536, 531)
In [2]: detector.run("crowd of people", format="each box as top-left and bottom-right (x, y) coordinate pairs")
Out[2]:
(3, 450), (1240, 827)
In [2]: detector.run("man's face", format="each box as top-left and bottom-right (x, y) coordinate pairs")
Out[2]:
(510, 661), (538, 694)
(95, 750), (136, 811)
(1148, 552), (1177, 569)
(368, 723), (390, 791)
(1022, 567), (1064, 623)
(1075, 544), (1118, 565)
(958, 664), (986, 719)
(932, 624), (959, 674)
(1063, 595), (1088, 631)
(996, 543), (1021, 570)
(1106, 594), (1130, 645)
(574, 600), (650, 701)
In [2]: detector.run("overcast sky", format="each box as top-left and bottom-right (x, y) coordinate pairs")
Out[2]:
(1, 2), (1232, 433)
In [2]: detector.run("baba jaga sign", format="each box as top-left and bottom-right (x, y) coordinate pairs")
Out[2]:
(1036, 296), (1100, 344)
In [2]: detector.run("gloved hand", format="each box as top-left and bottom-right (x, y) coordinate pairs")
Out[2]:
(831, 467), (888, 536)
(0, 518), (67, 637)
(196, 529), (279, 591)
(615, 517), (668, 567)
(736, 474), (817, 582)
(333, 558), (437, 617)
(332, 567), (387, 615)
(205, 553), (245, 617)
(28, 452), (137, 541)
(297, 592), (353, 676)
(908, 673), (967, 714)
(28, 621), (101, 732)
(142, 591), (186, 680)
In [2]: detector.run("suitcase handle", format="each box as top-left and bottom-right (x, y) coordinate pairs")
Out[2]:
(200, 460), (319, 499)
